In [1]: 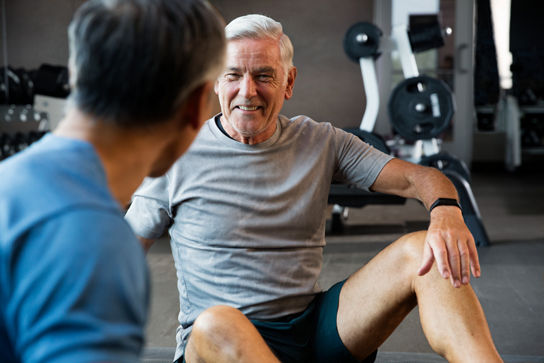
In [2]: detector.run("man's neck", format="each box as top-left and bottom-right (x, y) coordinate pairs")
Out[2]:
(219, 115), (278, 145)
(54, 108), (160, 207)
(215, 115), (234, 140)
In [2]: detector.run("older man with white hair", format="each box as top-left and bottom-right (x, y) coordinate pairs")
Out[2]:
(126, 14), (502, 363)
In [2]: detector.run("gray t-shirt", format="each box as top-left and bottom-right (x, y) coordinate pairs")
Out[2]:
(125, 114), (393, 358)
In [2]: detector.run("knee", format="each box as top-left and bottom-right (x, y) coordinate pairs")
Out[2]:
(393, 230), (428, 270)
(190, 305), (249, 356)
(192, 305), (244, 340)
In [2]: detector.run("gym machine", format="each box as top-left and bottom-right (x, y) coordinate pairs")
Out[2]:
(328, 15), (490, 246)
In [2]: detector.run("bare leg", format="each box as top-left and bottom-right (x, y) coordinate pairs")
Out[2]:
(337, 231), (502, 363)
(184, 305), (280, 363)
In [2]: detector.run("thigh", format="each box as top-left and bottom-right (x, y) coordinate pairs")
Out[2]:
(312, 281), (377, 363)
(336, 232), (424, 360)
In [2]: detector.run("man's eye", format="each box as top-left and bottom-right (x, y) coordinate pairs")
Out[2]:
(225, 73), (240, 80)
(256, 74), (272, 81)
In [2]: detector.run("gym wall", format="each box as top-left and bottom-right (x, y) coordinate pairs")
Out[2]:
(1, 0), (86, 69)
(1, 0), (373, 130)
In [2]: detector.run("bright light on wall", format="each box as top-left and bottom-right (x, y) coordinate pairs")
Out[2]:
(392, 0), (439, 27)
(490, 0), (512, 89)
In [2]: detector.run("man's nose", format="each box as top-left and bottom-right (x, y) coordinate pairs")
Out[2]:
(239, 75), (257, 98)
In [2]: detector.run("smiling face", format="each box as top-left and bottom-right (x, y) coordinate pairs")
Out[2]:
(215, 37), (296, 144)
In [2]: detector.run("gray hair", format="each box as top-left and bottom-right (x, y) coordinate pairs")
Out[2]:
(225, 14), (294, 69)
(68, 0), (226, 126)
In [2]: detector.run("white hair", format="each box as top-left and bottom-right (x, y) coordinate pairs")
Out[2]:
(225, 14), (294, 69)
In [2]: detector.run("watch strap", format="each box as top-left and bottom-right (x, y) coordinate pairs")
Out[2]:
(429, 198), (461, 212)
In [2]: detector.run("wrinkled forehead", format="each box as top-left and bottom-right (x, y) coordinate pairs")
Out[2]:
(225, 38), (283, 72)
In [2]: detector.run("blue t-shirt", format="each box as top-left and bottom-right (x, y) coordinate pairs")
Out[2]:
(0, 134), (149, 362)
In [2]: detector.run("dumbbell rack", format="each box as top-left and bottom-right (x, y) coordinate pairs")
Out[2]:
(0, 105), (50, 161)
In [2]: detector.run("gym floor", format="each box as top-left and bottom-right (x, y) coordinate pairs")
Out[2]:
(142, 164), (544, 363)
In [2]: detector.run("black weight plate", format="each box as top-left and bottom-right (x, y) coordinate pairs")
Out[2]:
(408, 14), (445, 53)
(344, 128), (390, 154)
(388, 75), (454, 141)
(344, 22), (382, 62)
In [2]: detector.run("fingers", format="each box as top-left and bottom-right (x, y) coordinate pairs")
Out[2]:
(417, 242), (435, 276)
(455, 233), (481, 285)
(457, 240), (471, 285)
(428, 236), (451, 280)
(426, 232), (479, 288)
(468, 236), (481, 278)
(446, 238), (462, 288)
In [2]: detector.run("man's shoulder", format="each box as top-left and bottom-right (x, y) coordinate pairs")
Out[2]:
(279, 114), (339, 140)
(0, 137), (119, 244)
(281, 114), (336, 129)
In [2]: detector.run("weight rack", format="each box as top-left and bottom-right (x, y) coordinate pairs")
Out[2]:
(0, 105), (50, 161)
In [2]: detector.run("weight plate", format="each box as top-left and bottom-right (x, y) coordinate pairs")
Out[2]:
(388, 75), (454, 141)
(344, 128), (390, 154)
(344, 22), (382, 62)
(408, 14), (445, 53)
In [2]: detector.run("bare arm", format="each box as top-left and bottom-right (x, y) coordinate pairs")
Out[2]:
(370, 158), (480, 288)
(137, 235), (156, 253)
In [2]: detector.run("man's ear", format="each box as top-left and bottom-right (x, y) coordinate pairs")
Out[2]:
(284, 66), (297, 100)
(178, 81), (215, 130)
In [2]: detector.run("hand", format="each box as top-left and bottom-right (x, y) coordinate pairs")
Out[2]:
(417, 206), (481, 287)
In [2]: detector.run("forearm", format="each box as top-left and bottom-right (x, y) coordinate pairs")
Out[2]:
(405, 164), (459, 210)
(371, 158), (459, 209)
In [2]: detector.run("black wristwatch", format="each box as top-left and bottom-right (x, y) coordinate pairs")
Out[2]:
(429, 198), (461, 212)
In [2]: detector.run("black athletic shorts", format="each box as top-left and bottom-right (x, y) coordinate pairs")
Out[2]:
(178, 280), (377, 363)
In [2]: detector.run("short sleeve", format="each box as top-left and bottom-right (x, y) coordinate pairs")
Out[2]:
(332, 128), (394, 190)
(125, 175), (172, 239)
(4, 208), (149, 363)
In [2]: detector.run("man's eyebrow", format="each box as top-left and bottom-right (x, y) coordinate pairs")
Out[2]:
(225, 67), (242, 73)
(253, 67), (275, 74)
(223, 66), (276, 75)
